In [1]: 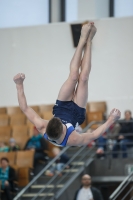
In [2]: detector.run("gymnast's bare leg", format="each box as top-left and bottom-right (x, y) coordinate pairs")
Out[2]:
(73, 25), (97, 108)
(57, 22), (93, 102)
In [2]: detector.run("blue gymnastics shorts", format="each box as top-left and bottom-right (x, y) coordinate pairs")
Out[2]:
(53, 100), (86, 127)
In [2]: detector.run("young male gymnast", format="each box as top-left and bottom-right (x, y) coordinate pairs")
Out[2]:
(13, 22), (121, 147)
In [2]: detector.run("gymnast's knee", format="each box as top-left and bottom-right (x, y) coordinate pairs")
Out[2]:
(69, 73), (79, 82)
(79, 74), (89, 83)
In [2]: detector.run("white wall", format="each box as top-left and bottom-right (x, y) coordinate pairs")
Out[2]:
(0, 17), (133, 117)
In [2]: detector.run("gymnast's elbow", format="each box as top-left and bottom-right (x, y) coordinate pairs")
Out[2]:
(81, 132), (95, 145)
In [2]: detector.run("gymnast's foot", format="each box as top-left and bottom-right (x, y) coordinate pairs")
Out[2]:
(79, 22), (93, 45)
(87, 24), (97, 44)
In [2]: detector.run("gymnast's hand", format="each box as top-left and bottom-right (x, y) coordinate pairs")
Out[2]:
(13, 73), (25, 85)
(108, 108), (121, 122)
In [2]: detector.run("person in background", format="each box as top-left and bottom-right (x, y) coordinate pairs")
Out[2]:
(0, 142), (9, 152)
(46, 147), (70, 176)
(112, 110), (133, 158)
(73, 174), (103, 200)
(24, 127), (49, 166)
(96, 123), (120, 159)
(9, 138), (20, 152)
(0, 157), (16, 200)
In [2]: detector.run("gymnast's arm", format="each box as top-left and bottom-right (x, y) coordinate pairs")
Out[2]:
(13, 73), (47, 133)
(68, 109), (121, 146)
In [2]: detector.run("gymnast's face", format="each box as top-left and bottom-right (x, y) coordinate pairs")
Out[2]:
(81, 174), (91, 187)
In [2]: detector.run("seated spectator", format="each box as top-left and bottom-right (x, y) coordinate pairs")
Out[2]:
(0, 157), (16, 200)
(112, 110), (133, 158)
(24, 127), (49, 166)
(73, 174), (103, 200)
(96, 123), (120, 159)
(9, 138), (20, 152)
(46, 147), (70, 176)
(0, 142), (9, 152)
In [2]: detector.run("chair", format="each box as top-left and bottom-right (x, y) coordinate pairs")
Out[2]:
(0, 126), (11, 135)
(16, 151), (34, 168)
(0, 114), (9, 126)
(0, 132), (10, 144)
(0, 107), (6, 114)
(87, 111), (103, 123)
(17, 167), (30, 187)
(39, 104), (54, 113)
(0, 152), (16, 167)
(41, 111), (53, 120)
(0, 126), (11, 144)
(12, 125), (28, 137)
(9, 114), (26, 125)
(87, 101), (106, 113)
(13, 135), (29, 150)
(7, 107), (22, 115)
(16, 151), (34, 187)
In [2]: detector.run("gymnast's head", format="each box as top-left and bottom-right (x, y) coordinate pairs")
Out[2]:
(46, 117), (63, 140)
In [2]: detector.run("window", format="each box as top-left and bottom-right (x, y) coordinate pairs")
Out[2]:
(114, 0), (133, 17)
(0, 0), (49, 28)
(65, 0), (78, 22)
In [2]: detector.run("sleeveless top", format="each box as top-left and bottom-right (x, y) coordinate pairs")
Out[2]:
(44, 123), (74, 147)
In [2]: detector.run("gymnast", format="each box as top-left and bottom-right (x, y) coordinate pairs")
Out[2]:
(13, 22), (121, 147)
